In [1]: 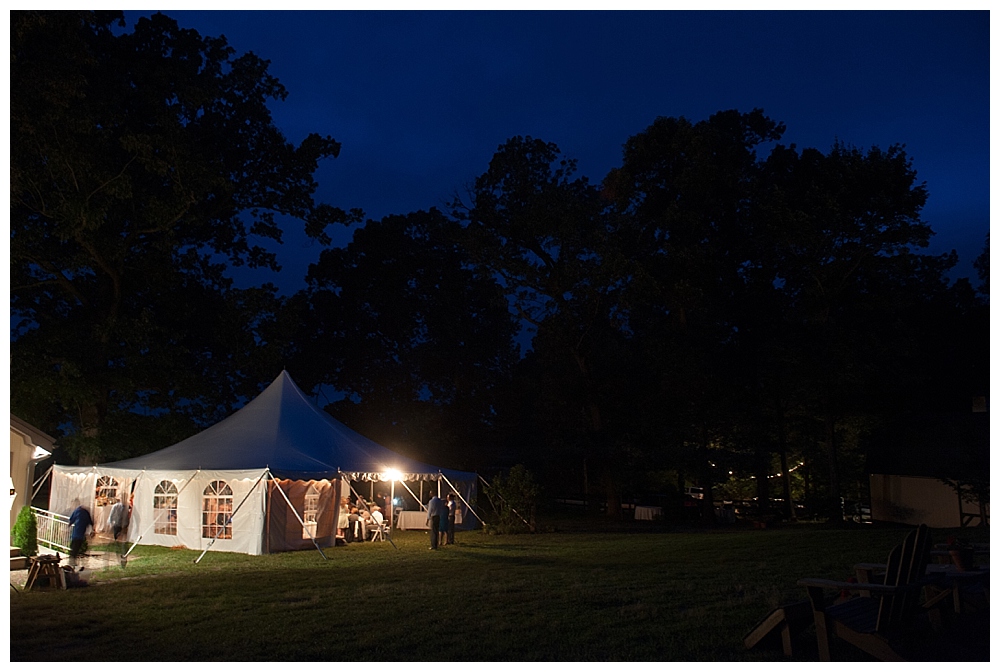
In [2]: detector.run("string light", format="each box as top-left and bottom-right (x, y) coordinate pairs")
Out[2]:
(745, 462), (805, 479)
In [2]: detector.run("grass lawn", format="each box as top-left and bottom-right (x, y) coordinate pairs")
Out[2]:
(9, 522), (989, 661)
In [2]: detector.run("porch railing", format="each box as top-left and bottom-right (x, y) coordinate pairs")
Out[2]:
(32, 506), (71, 553)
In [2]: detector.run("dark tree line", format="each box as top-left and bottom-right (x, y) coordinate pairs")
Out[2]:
(11, 12), (987, 519)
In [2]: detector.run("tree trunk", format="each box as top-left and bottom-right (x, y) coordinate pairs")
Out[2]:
(776, 418), (794, 520)
(603, 464), (621, 520)
(699, 425), (716, 525)
(754, 451), (770, 516)
(572, 348), (619, 519)
(825, 411), (841, 518)
(77, 400), (103, 465)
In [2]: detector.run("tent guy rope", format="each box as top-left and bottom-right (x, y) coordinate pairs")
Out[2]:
(441, 471), (485, 526)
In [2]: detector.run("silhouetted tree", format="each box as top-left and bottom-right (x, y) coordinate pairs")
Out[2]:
(761, 141), (958, 514)
(10, 11), (355, 461)
(973, 235), (989, 298)
(454, 137), (651, 516)
(603, 110), (790, 519)
(289, 209), (518, 470)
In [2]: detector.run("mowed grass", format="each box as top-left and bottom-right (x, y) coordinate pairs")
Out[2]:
(9, 523), (985, 661)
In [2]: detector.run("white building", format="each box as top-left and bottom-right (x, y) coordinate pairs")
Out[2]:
(9, 414), (54, 532)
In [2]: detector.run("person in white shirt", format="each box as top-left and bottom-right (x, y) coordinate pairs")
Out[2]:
(109, 499), (128, 540)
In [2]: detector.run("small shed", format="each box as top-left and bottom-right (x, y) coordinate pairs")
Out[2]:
(866, 404), (988, 528)
(9, 414), (54, 530)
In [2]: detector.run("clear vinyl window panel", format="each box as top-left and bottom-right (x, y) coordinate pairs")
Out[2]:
(154, 480), (178, 535)
(202, 480), (233, 540)
(95, 475), (119, 507)
(302, 484), (320, 539)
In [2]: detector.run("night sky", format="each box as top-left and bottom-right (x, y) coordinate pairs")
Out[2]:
(123, 9), (990, 295)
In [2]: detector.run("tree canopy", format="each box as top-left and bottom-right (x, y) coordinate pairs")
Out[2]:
(10, 11), (356, 461)
(10, 10), (986, 521)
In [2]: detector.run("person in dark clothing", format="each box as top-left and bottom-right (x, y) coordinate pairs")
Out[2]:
(446, 493), (457, 545)
(68, 500), (94, 559)
(346, 507), (360, 543)
(426, 494), (444, 550)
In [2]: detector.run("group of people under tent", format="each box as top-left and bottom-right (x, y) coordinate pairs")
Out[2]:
(336, 489), (461, 549)
(336, 497), (387, 543)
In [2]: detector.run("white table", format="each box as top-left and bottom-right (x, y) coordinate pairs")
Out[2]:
(396, 510), (429, 530)
(634, 505), (662, 521)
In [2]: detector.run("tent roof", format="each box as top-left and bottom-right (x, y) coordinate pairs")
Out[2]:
(102, 371), (475, 482)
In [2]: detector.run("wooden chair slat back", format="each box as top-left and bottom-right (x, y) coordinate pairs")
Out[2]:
(906, 524), (931, 583)
(899, 524), (931, 615)
(875, 530), (913, 631)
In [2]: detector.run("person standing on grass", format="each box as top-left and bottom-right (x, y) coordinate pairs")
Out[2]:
(68, 499), (94, 560)
(426, 493), (445, 550)
(109, 498), (127, 541)
(337, 497), (350, 544)
(446, 493), (457, 545)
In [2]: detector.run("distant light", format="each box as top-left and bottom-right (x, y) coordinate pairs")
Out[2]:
(384, 469), (402, 482)
(729, 471), (733, 475)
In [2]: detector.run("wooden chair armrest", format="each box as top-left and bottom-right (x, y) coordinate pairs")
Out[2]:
(797, 578), (904, 594)
(853, 562), (886, 571)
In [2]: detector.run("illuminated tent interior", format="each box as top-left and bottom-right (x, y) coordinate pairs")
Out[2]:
(49, 371), (478, 555)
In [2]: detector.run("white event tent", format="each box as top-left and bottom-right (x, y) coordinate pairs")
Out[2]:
(49, 371), (478, 555)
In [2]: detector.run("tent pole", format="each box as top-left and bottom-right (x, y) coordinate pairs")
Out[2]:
(195, 469), (268, 564)
(31, 464), (54, 502)
(398, 478), (426, 510)
(269, 471), (327, 560)
(265, 479), (271, 555)
(439, 471), (486, 526)
(125, 470), (200, 558)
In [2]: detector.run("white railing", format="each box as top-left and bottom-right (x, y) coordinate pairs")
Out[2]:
(32, 506), (72, 553)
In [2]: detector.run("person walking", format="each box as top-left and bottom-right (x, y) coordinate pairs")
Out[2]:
(68, 500), (94, 561)
(426, 493), (445, 550)
(109, 498), (128, 541)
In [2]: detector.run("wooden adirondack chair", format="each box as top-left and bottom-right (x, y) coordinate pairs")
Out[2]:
(797, 525), (933, 661)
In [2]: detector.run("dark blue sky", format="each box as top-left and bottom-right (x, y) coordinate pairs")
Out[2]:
(128, 10), (990, 294)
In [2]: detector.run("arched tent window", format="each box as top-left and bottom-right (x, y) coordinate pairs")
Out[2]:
(95, 475), (119, 507)
(302, 484), (320, 539)
(202, 480), (233, 540)
(154, 481), (178, 535)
